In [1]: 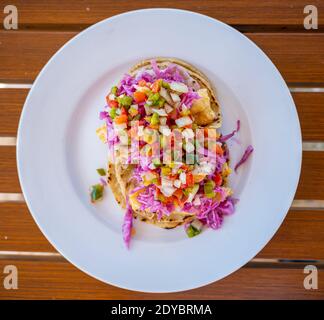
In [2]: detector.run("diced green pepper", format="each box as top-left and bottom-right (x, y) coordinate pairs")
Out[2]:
(90, 184), (104, 203)
(161, 167), (171, 176)
(161, 81), (170, 89)
(204, 180), (215, 195)
(205, 192), (215, 198)
(110, 107), (117, 119)
(96, 168), (106, 176)
(157, 97), (165, 108)
(148, 92), (160, 105)
(152, 158), (162, 167)
(117, 95), (133, 107)
(111, 86), (118, 95)
(186, 225), (201, 238)
(151, 112), (160, 125)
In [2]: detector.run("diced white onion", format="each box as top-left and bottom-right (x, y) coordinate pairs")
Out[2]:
(182, 128), (195, 139)
(174, 179), (181, 188)
(152, 108), (167, 116)
(170, 92), (181, 102)
(175, 116), (193, 128)
(159, 117), (167, 125)
(144, 104), (152, 115)
(179, 172), (186, 184)
(160, 186), (176, 197)
(159, 125), (171, 136)
(184, 142), (195, 153)
(170, 82), (188, 93)
(159, 87), (173, 105)
(164, 103), (173, 114)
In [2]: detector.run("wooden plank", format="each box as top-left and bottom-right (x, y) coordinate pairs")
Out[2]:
(1, 90), (324, 140)
(1, 146), (324, 198)
(296, 151), (324, 200)
(0, 203), (56, 252)
(0, 89), (28, 136)
(0, 259), (323, 299)
(2, 0), (323, 28)
(258, 210), (324, 259)
(0, 31), (324, 83)
(0, 147), (19, 193)
(1, 202), (324, 260)
(293, 92), (324, 141)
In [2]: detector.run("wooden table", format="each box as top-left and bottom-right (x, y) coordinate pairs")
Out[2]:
(0, 0), (324, 299)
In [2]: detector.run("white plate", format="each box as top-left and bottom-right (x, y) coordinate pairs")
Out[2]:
(17, 9), (302, 293)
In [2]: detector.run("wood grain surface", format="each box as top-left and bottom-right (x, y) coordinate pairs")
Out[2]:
(0, 0), (324, 300)
(1, 90), (324, 140)
(1, 147), (323, 199)
(1, 0), (323, 29)
(0, 259), (323, 299)
(1, 31), (324, 83)
(1, 202), (324, 260)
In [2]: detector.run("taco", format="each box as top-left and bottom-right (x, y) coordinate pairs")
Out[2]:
(96, 58), (237, 247)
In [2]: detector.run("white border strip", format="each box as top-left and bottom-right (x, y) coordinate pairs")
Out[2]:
(2, 137), (324, 151)
(289, 87), (324, 93)
(0, 193), (24, 202)
(0, 137), (17, 146)
(1, 84), (324, 92)
(0, 251), (61, 258)
(302, 142), (324, 151)
(1, 193), (324, 210)
(0, 83), (32, 89)
(291, 200), (324, 210)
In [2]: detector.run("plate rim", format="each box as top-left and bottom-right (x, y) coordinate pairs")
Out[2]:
(16, 8), (302, 293)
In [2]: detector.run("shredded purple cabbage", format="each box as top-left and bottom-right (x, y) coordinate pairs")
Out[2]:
(122, 201), (133, 248)
(219, 120), (240, 143)
(181, 90), (200, 108)
(118, 74), (137, 96)
(136, 185), (174, 220)
(234, 145), (254, 172)
(198, 198), (235, 229)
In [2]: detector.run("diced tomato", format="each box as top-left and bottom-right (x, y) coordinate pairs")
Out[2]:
(151, 79), (161, 93)
(138, 79), (147, 87)
(107, 98), (118, 108)
(134, 91), (146, 103)
(114, 114), (128, 124)
(169, 109), (178, 120)
(186, 172), (194, 187)
(214, 173), (223, 186)
(120, 107), (128, 115)
(215, 144), (224, 156)
(177, 196), (187, 207)
(181, 164), (189, 170)
(173, 189), (183, 200)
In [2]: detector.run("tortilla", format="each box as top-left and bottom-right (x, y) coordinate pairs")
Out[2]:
(108, 58), (222, 229)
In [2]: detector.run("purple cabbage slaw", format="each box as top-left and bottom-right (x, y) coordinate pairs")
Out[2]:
(101, 60), (253, 248)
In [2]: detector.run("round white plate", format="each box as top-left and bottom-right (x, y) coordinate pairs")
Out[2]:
(17, 9), (302, 293)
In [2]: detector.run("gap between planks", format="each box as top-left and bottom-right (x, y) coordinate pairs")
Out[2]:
(1, 136), (324, 151)
(0, 250), (323, 269)
(2, 83), (324, 91)
(1, 193), (324, 210)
